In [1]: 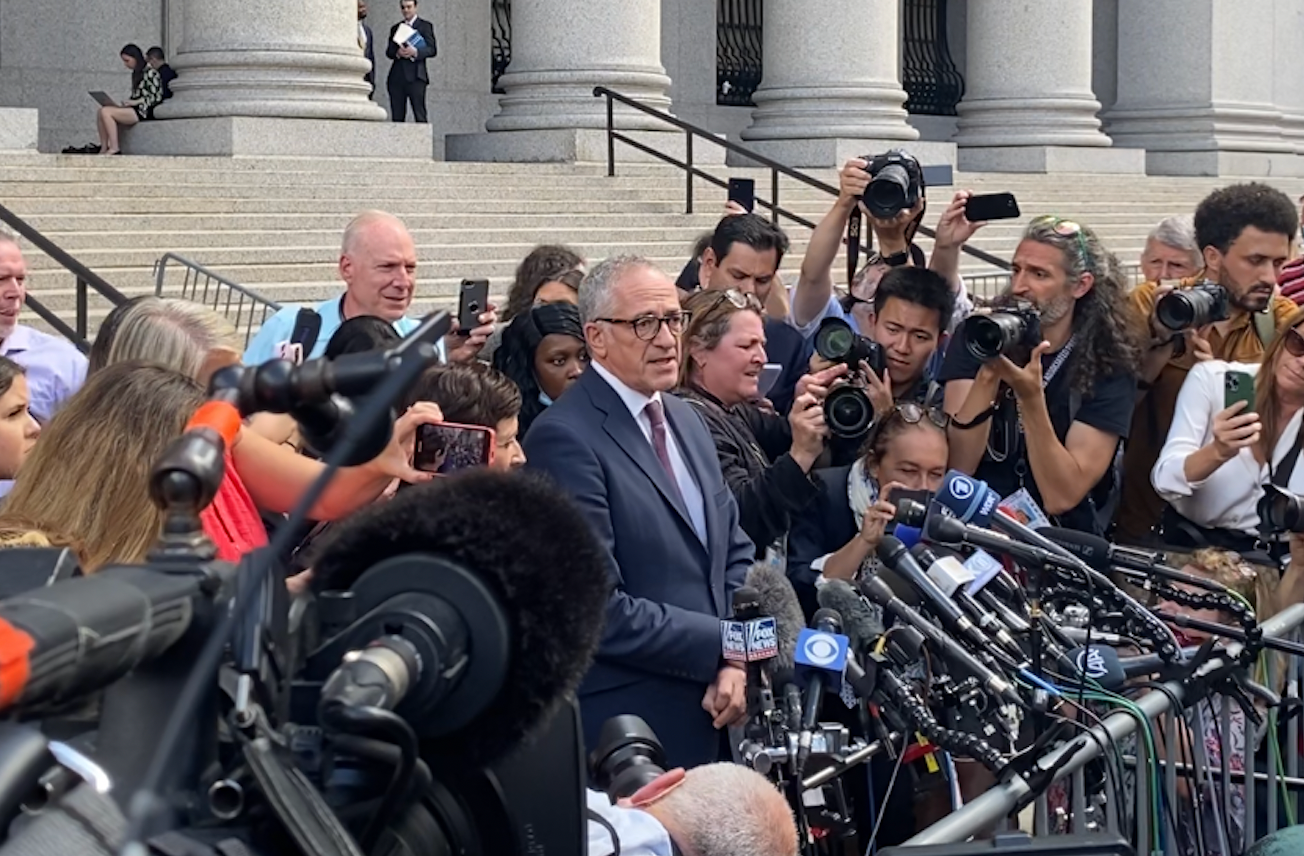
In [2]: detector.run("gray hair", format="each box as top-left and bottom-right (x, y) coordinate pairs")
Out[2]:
(577, 254), (659, 324)
(0, 225), (20, 250)
(100, 297), (238, 381)
(646, 763), (798, 856)
(1147, 214), (1200, 262)
(341, 209), (406, 256)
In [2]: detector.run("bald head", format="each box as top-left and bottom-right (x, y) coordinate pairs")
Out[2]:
(642, 763), (798, 856)
(338, 210), (417, 322)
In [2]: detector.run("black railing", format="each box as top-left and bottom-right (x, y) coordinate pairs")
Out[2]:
(716, 0), (763, 107)
(491, 0), (511, 94)
(902, 0), (965, 116)
(0, 203), (127, 354)
(154, 253), (281, 348)
(591, 87), (1009, 272)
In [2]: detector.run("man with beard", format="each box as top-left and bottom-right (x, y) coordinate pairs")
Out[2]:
(941, 217), (1143, 534)
(1115, 184), (1299, 543)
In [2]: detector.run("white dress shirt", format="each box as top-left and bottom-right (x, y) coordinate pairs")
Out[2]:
(586, 789), (674, 856)
(1152, 359), (1304, 534)
(591, 360), (707, 543)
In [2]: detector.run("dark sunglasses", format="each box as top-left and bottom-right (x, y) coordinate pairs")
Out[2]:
(1285, 328), (1304, 358)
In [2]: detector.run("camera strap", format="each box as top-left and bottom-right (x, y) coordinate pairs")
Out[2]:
(846, 209), (867, 289)
(986, 335), (1077, 470)
(1270, 417), (1304, 488)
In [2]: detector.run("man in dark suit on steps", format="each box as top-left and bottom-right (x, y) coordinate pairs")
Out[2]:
(385, 0), (436, 122)
(524, 255), (753, 769)
(358, 0), (375, 97)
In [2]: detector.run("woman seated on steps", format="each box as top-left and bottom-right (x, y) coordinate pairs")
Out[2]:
(95, 44), (163, 155)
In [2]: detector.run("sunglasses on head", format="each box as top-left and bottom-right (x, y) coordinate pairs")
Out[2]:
(1031, 214), (1093, 269)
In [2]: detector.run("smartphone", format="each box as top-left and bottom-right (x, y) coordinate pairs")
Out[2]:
(964, 192), (1021, 222)
(458, 278), (490, 331)
(728, 177), (756, 213)
(1224, 370), (1256, 413)
(757, 363), (783, 397)
(414, 422), (497, 474)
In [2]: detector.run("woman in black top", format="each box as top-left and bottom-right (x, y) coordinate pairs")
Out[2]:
(675, 288), (827, 561)
(492, 302), (587, 436)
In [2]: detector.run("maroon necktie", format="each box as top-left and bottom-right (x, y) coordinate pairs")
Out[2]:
(644, 400), (683, 501)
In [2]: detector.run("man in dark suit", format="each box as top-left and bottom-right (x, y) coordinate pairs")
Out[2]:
(358, 0), (375, 97)
(385, 0), (436, 123)
(524, 255), (753, 769)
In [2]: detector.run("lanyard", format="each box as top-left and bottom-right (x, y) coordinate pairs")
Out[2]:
(987, 336), (1077, 473)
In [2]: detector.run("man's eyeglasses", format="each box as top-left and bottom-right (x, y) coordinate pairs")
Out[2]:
(595, 312), (692, 341)
(1031, 214), (1093, 270)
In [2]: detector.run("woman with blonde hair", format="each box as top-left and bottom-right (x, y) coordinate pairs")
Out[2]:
(89, 296), (241, 384)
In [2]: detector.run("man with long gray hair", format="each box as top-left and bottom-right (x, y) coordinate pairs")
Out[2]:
(523, 255), (755, 769)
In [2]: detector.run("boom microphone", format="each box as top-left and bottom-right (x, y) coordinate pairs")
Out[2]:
(310, 469), (610, 767)
(745, 563), (805, 673)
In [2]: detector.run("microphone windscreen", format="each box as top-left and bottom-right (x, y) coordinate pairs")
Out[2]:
(893, 524), (922, 550)
(745, 563), (804, 672)
(816, 579), (884, 652)
(1066, 644), (1126, 691)
(932, 470), (1002, 528)
(1036, 526), (1110, 571)
(311, 470), (611, 767)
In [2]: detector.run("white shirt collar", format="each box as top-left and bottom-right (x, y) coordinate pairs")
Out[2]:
(590, 360), (662, 422)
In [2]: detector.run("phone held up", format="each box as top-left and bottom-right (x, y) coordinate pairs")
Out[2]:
(458, 278), (490, 332)
(415, 422), (497, 475)
(964, 192), (1020, 222)
(1224, 369), (1256, 414)
(728, 178), (756, 214)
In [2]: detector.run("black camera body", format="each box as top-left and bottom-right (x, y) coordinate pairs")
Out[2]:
(1259, 483), (1304, 536)
(963, 301), (1043, 362)
(1155, 279), (1230, 332)
(815, 318), (887, 438)
(860, 149), (924, 221)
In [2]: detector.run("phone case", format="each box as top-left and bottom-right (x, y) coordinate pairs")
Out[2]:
(459, 280), (489, 328)
(1224, 371), (1256, 412)
(965, 193), (1020, 222)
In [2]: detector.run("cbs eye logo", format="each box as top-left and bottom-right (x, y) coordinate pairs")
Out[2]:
(801, 633), (841, 667)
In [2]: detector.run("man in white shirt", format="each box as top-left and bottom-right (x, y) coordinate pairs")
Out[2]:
(586, 763), (798, 856)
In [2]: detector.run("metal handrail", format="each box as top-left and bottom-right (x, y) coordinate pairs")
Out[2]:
(0, 202), (127, 349)
(154, 252), (281, 348)
(591, 86), (1010, 272)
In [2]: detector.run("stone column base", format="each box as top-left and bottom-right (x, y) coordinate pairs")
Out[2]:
(957, 145), (1146, 174)
(122, 117), (434, 159)
(445, 128), (725, 165)
(0, 109), (39, 153)
(1142, 149), (1304, 177)
(727, 138), (957, 170)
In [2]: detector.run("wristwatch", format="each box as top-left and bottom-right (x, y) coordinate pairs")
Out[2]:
(879, 249), (911, 268)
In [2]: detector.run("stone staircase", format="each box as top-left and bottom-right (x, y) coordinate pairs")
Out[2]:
(4, 153), (1304, 341)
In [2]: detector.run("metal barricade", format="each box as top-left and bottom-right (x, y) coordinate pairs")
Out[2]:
(153, 253), (281, 348)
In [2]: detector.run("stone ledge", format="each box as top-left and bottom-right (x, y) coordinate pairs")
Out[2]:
(957, 145), (1146, 174)
(1142, 149), (1304, 178)
(727, 138), (957, 170)
(444, 128), (726, 165)
(122, 117), (435, 159)
(0, 109), (39, 153)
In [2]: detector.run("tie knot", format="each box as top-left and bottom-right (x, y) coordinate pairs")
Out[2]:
(644, 399), (666, 428)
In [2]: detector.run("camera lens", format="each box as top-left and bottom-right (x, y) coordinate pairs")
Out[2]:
(963, 313), (1027, 361)
(589, 715), (668, 802)
(824, 387), (875, 438)
(864, 164), (909, 220)
(816, 321), (856, 362)
(1155, 291), (1203, 331)
(1259, 485), (1304, 535)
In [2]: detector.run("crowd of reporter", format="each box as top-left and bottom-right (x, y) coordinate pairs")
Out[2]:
(1, 151), (1304, 854)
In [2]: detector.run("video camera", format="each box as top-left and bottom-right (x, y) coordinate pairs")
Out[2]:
(860, 150), (925, 221)
(814, 317), (887, 438)
(1154, 279), (1230, 332)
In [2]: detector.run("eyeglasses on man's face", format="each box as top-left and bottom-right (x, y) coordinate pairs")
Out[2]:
(595, 311), (692, 342)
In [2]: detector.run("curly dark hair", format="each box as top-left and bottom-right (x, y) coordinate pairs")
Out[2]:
(1020, 217), (1145, 395)
(1194, 182), (1300, 253)
(503, 245), (584, 322)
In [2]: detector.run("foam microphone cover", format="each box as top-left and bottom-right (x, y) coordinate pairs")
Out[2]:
(745, 562), (805, 672)
(1066, 644), (1126, 691)
(816, 579), (884, 652)
(311, 469), (611, 768)
(932, 469), (1002, 528)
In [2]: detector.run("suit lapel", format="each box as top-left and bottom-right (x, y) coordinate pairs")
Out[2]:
(663, 395), (716, 539)
(582, 372), (702, 546)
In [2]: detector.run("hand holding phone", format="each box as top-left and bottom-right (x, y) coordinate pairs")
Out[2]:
(727, 178), (756, 214)
(1223, 370), (1256, 414)
(458, 279), (490, 332)
(414, 422), (496, 475)
(964, 192), (1020, 222)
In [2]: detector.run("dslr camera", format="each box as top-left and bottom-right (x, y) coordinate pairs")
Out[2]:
(1155, 279), (1230, 332)
(815, 317), (887, 438)
(962, 300), (1043, 362)
(1258, 484), (1304, 536)
(589, 715), (668, 803)
(860, 149), (924, 221)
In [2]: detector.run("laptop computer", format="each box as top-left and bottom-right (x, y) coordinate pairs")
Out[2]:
(87, 91), (117, 107)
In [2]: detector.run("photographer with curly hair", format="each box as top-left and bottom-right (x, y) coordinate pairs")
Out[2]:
(1117, 183), (1300, 543)
(941, 216), (1143, 534)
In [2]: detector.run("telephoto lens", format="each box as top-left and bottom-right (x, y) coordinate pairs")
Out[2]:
(1258, 483), (1304, 535)
(1155, 281), (1230, 332)
(823, 386), (875, 439)
(589, 715), (668, 803)
(860, 149), (922, 221)
(814, 317), (887, 376)
(963, 305), (1041, 362)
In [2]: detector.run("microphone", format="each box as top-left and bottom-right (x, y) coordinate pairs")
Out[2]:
(1036, 527), (1235, 594)
(816, 579), (884, 653)
(722, 586), (759, 665)
(930, 470), (1002, 528)
(927, 513), (1070, 572)
(310, 468), (611, 767)
(793, 608), (848, 771)
(855, 572), (1024, 709)
(911, 543), (1024, 662)
(745, 563), (805, 674)
(1062, 644), (1127, 691)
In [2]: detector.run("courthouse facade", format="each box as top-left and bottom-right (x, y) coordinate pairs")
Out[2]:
(1, 0), (1302, 175)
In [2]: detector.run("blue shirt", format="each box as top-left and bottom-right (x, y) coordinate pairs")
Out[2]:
(242, 296), (440, 365)
(586, 789), (674, 856)
(1, 324), (87, 424)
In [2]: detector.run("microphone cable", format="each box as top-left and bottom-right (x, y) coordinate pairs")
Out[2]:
(118, 321), (446, 856)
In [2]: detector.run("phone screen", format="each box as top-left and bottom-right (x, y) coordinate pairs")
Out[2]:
(414, 423), (496, 474)
(758, 364), (782, 397)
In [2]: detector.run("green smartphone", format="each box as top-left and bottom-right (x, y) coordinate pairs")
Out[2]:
(1224, 370), (1256, 413)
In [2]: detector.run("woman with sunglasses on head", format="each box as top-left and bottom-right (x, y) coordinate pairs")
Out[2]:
(1152, 307), (1304, 565)
(492, 302), (587, 437)
(675, 288), (831, 562)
